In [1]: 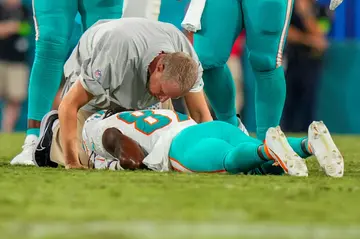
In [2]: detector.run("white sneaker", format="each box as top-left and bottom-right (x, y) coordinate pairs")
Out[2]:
(10, 135), (38, 166)
(265, 126), (308, 177)
(308, 121), (344, 177)
(237, 116), (249, 136)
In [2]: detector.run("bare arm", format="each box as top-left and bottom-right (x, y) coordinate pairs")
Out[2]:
(58, 80), (93, 169)
(184, 30), (194, 45)
(184, 90), (212, 123)
(289, 0), (328, 52)
(287, 26), (308, 45)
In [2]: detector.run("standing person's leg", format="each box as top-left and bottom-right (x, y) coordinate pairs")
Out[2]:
(11, 0), (78, 165)
(193, 0), (243, 127)
(2, 63), (29, 133)
(78, 0), (124, 30)
(242, 0), (294, 140)
(281, 50), (301, 132)
(297, 57), (323, 132)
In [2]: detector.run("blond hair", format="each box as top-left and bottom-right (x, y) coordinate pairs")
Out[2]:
(160, 52), (198, 94)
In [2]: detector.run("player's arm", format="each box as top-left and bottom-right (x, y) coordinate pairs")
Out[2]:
(184, 90), (212, 123)
(290, 0), (328, 51)
(295, 0), (323, 36)
(58, 80), (93, 169)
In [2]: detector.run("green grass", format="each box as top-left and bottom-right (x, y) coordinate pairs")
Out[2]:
(1, 133), (360, 239)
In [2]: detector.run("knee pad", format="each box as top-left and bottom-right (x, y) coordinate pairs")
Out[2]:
(194, 36), (230, 70)
(247, 0), (288, 71)
(248, 51), (275, 72)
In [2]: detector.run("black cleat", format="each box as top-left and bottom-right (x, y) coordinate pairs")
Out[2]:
(33, 110), (59, 168)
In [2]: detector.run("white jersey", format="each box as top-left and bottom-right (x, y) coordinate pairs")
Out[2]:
(82, 109), (196, 171)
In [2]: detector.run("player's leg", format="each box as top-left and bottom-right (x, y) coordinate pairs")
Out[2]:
(193, 0), (243, 127)
(169, 121), (268, 173)
(242, 0), (294, 140)
(169, 121), (307, 176)
(1, 63), (28, 133)
(287, 137), (312, 158)
(287, 121), (344, 177)
(78, 0), (124, 31)
(223, 123), (307, 176)
(11, 0), (78, 165)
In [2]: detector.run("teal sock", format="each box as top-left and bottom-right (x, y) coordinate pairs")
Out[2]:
(203, 65), (238, 126)
(224, 142), (268, 174)
(287, 137), (312, 158)
(27, 128), (40, 137)
(257, 145), (273, 161)
(254, 66), (286, 140)
(28, 40), (68, 121)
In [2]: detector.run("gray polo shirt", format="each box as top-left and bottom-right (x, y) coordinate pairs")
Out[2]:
(63, 17), (203, 112)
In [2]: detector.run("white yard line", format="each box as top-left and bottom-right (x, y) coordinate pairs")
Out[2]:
(2, 221), (360, 239)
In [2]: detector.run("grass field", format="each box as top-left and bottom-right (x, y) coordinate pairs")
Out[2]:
(1, 133), (360, 239)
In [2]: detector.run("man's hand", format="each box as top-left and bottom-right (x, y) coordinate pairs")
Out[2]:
(59, 80), (93, 169)
(329, 0), (343, 10)
(306, 34), (329, 53)
(184, 90), (213, 123)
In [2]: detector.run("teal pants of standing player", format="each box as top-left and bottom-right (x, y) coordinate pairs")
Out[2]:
(27, 0), (123, 136)
(194, 0), (294, 140)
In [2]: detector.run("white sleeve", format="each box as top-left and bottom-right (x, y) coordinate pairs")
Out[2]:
(329, 0), (344, 10)
(181, 0), (207, 32)
(78, 47), (112, 97)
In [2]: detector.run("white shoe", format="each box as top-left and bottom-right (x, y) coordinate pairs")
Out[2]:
(308, 121), (344, 177)
(10, 135), (38, 166)
(265, 126), (308, 177)
(237, 116), (249, 136)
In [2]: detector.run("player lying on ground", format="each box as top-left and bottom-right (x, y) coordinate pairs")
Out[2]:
(32, 18), (216, 170)
(84, 110), (344, 177)
(34, 109), (344, 177)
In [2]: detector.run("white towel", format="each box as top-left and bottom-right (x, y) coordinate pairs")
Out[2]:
(181, 0), (207, 32)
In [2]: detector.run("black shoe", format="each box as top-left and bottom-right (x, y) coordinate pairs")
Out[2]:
(33, 110), (59, 168)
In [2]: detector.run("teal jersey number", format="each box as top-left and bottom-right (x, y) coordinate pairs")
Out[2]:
(116, 110), (190, 135)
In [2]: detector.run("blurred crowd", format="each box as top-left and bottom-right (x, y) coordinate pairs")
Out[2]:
(0, 0), (353, 133)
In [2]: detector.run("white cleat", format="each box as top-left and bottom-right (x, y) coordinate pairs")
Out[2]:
(265, 126), (308, 177)
(10, 135), (37, 166)
(308, 121), (344, 177)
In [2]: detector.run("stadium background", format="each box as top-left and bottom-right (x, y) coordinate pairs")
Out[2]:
(0, 0), (359, 134)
